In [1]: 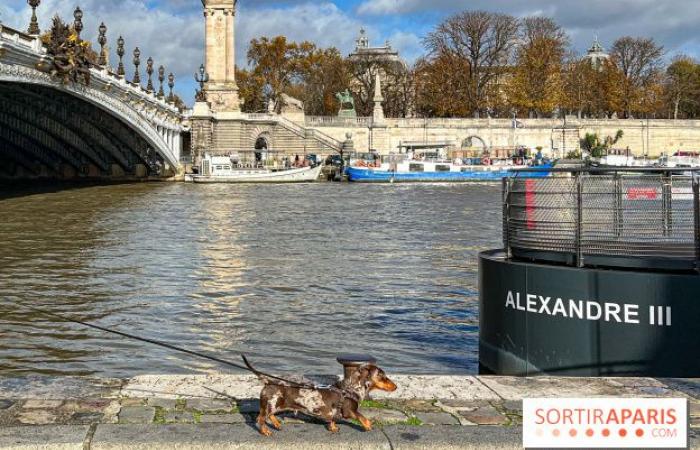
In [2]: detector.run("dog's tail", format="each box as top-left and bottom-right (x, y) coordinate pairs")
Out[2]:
(241, 354), (270, 383)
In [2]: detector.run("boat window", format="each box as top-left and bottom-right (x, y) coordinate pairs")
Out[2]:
(222, 165), (231, 170)
(436, 165), (451, 172)
(409, 163), (424, 172)
(215, 165), (223, 171)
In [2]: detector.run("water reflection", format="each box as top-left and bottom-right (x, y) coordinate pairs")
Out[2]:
(0, 182), (502, 376)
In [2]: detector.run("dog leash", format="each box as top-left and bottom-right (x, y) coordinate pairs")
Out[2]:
(4, 299), (354, 393)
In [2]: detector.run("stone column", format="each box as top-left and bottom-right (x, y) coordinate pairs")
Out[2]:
(372, 72), (385, 125)
(203, 0), (240, 112)
(370, 72), (389, 154)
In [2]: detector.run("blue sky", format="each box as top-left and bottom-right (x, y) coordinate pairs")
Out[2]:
(3, 0), (700, 105)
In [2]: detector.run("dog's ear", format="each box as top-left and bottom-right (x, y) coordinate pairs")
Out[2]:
(357, 365), (372, 379)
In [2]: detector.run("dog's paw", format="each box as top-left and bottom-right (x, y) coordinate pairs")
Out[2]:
(259, 427), (273, 437)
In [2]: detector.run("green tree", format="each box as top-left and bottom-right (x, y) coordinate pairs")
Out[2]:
(665, 55), (700, 119)
(581, 130), (624, 158)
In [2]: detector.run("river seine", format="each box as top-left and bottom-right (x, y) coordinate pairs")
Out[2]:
(0, 182), (501, 377)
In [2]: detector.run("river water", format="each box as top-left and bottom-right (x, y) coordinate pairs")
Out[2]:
(0, 182), (502, 377)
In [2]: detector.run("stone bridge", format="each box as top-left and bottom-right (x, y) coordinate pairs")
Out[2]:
(0, 24), (185, 180)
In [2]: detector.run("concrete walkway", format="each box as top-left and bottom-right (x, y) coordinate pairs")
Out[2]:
(0, 375), (697, 449)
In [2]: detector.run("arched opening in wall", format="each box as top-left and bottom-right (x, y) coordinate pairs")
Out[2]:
(254, 136), (269, 165)
(462, 136), (488, 151)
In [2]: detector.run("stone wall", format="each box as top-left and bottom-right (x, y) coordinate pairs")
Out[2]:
(305, 118), (700, 158)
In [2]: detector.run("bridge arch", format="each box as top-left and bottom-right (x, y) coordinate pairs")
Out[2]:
(0, 62), (181, 178)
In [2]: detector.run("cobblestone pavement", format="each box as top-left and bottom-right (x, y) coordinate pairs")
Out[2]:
(0, 375), (697, 449)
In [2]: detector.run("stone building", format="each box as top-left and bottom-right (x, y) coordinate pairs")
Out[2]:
(585, 37), (610, 69)
(187, 2), (698, 167)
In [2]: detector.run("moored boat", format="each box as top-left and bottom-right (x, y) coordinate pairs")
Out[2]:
(346, 154), (551, 183)
(192, 154), (323, 183)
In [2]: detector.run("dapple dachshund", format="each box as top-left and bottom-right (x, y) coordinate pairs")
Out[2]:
(243, 356), (397, 436)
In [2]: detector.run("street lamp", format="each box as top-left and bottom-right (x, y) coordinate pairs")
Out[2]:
(167, 72), (175, 103)
(27, 0), (41, 35)
(146, 56), (154, 92)
(132, 47), (141, 85)
(116, 36), (125, 77)
(73, 6), (83, 37)
(98, 22), (108, 67)
(157, 65), (165, 99)
(194, 64), (209, 102)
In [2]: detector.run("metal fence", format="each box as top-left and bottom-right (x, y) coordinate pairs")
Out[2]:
(503, 169), (700, 271)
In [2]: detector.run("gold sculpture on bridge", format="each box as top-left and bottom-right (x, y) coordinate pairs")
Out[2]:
(38, 16), (95, 86)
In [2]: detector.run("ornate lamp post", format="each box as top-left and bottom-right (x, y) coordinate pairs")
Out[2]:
(194, 64), (209, 102)
(27, 0), (41, 36)
(132, 47), (141, 85)
(116, 36), (125, 77)
(98, 22), (108, 67)
(167, 73), (175, 103)
(157, 65), (165, 99)
(146, 56), (154, 92)
(73, 6), (83, 37)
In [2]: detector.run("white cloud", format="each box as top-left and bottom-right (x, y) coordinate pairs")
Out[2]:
(237, 2), (368, 62)
(357, 0), (700, 58)
(357, 0), (419, 15)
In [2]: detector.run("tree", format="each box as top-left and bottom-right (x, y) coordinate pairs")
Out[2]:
(563, 55), (625, 118)
(246, 36), (315, 113)
(610, 37), (664, 118)
(347, 52), (410, 117)
(507, 17), (568, 117)
(665, 55), (700, 119)
(236, 67), (266, 113)
(297, 47), (351, 116)
(423, 11), (519, 117)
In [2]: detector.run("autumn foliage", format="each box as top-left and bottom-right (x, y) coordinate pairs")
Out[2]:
(237, 9), (699, 119)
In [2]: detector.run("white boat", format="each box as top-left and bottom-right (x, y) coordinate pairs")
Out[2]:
(660, 151), (700, 169)
(192, 155), (323, 183)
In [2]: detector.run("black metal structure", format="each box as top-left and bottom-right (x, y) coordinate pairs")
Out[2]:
(480, 167), (700, 378)
(503, 168), (700, 271)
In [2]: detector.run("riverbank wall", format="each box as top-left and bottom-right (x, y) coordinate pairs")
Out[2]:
(0, 374), (697, 449)
(304, 117), (700, 157)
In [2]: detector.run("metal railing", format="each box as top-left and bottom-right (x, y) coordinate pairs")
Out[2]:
(503, 168), (700, 271)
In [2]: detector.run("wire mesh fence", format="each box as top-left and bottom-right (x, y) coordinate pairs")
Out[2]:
(504, 170), (700, 270)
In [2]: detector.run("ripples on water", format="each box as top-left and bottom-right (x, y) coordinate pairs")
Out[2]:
(0, 182), (502, 377)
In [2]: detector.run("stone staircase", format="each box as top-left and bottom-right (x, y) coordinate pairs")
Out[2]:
(276, 116), (343, 152)
(205, 113), (342, 156)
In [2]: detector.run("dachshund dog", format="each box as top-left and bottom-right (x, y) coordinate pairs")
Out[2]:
(243, 356), (397, 436)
